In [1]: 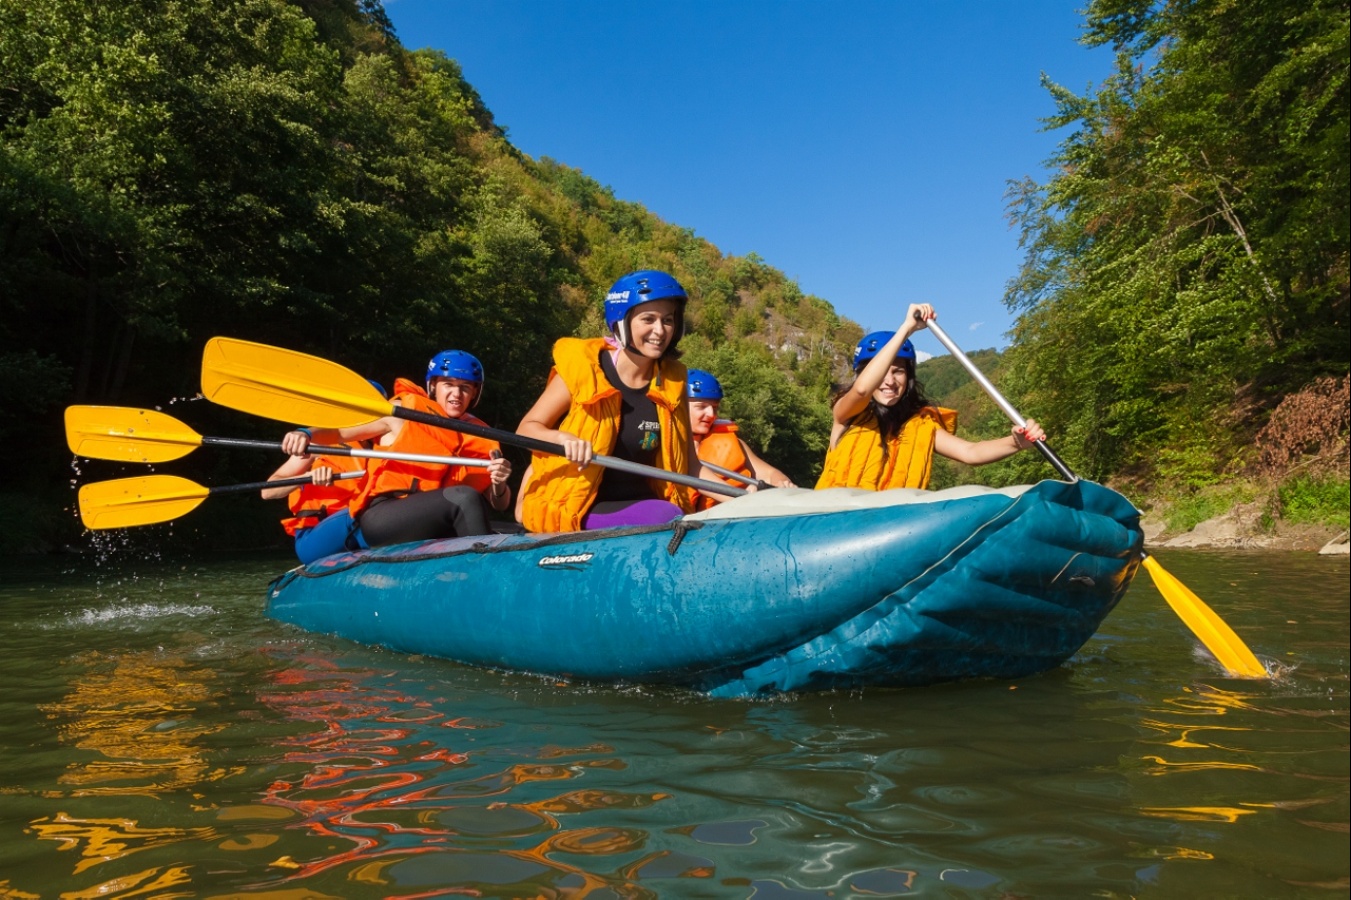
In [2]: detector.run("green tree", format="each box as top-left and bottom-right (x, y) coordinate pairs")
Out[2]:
(1005, 0), (1349, 484)
(0, 0), (863, 549)
(682, 337), (834, 486)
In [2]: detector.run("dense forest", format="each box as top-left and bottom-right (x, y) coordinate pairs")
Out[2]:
(0, 0), (862, 550)
(1, 0), (1346, 552)
(1002, 0), (1348, 489)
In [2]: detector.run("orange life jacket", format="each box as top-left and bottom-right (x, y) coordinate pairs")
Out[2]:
(348, 378), (500, 516)
(694, 420), (752, 511)
(815, 405), (958, 491)
(280, 452), (366, 537)
(520, 337), (694, 533)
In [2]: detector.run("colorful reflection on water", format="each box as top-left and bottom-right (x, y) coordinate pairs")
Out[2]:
(0, 549), (1345, 897)
(248, 657), (695, 896)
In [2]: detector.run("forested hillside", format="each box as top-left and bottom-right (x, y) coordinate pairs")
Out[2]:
(1003, 0), (1348, 490)
(0, 0), (860, 549)
(1, 0), (1344, 552)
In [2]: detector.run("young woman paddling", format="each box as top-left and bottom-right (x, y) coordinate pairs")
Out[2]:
(516, 270), (719, 532)
(279, 351), (512, 553)
(687, 368), (795, 508)
(816, 304), (1046, 490)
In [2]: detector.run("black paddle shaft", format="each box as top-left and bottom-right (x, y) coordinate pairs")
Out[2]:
(201, 436), (356, 456)
(207, 470), (363, 496)
(390, 406), (747, 498)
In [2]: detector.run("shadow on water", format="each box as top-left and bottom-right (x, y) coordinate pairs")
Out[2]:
(0, 548), (1345, 898)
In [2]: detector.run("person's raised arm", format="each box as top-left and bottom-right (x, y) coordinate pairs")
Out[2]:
(517, 375), (592, 469)
(833, 303), (934, 423)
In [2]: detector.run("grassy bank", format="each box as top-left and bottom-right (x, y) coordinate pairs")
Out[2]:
(1160, 475), (1348, 534)
(1134, 473), (1348, 542)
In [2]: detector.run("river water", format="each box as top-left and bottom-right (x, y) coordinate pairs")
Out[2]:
(0, 545), (1345, 898)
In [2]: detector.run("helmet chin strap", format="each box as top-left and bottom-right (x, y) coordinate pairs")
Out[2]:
(616, 318), (649, 358)
(615, 319), (636, 354)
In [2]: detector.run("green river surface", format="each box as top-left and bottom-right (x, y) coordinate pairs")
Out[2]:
(0, 544), (1345, 898)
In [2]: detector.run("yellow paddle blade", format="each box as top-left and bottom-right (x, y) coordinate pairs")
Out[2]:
(65, 405), (204, 463)
(1142, 555), (1267, 678)
(201, 337), (392, 428)
(78, 475), (209, 530)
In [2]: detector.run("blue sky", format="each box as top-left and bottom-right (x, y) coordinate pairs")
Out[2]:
(384, 1), (1113, 357)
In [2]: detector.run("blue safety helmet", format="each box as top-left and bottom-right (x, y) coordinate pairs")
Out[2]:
(604, 270), (687, 351)
(426, 350), (485, 407)
(852, 331), (916, 371)
(367, 379), (388, 399)
(686, 369), (724, 401)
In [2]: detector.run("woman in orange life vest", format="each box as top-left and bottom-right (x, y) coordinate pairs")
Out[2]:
(516, 270), (731, 532)
(279, 350), (512, 549)
(261, 379), (383, 564)
(816, 304), (1046, 491)
(686, 368), (795, 510)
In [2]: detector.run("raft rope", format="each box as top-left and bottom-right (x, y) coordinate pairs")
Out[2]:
(273, 519), (708, 584)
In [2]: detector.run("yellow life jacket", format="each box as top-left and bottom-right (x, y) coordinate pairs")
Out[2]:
(694, 420), (752, 511)
(815, 405), (958, 491)
(520, 337), (694, 533)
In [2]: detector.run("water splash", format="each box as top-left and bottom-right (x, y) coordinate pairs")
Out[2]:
(61, 602), (217, 628)
(1263, 658), (1300, 682)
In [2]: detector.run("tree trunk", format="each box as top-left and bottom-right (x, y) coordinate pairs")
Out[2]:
(110, 323), (136, 401)
(74, 268), (98, 402)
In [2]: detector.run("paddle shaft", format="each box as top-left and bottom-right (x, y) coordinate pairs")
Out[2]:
(918, 315), (1265, 676)
(389, 406), (747, 498)
(219, 470), (364, 496)
(700, 459), (772, 490)
(200, 436), (489, 468)
(198, 336), (743, 498)
(919, 315), (1077, 483)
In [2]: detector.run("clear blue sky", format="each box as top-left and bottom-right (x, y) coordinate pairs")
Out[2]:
(384, 0), (1112, 357)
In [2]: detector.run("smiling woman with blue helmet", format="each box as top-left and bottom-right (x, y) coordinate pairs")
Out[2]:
(515, 270), (724, 532)
(816, 303), (1046, 491)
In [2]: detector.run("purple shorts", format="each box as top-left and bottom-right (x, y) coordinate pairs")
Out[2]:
(581, 498), (684, 530)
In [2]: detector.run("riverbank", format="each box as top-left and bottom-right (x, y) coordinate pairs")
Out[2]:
(1138, 497), (1349, 555)
(1119, 457), (1349, 554)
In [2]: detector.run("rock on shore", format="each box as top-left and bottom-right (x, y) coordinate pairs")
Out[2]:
(1140, 502), (1347, 553)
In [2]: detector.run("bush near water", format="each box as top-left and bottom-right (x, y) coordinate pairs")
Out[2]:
(1, 0), (1345, 553)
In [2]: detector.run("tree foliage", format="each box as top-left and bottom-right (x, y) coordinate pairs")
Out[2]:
(0, 0), (858, 548)
(1004, 0), (1349, 485)
(8, 0), (1336, 550)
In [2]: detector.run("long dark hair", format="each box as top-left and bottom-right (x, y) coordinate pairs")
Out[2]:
(833, 357), (931, 443)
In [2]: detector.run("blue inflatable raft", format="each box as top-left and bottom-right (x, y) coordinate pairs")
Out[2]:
(266, 479), (1143, 697)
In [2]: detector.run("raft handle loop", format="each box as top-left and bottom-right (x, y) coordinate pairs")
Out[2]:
(666, 520), (702, 555)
